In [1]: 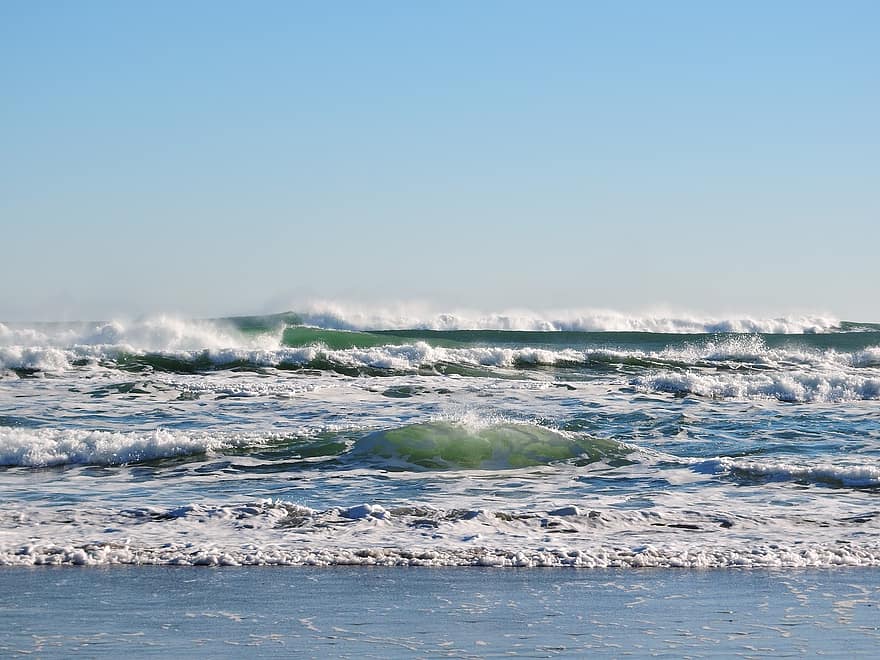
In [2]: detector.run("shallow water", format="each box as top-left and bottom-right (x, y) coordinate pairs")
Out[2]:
(1, 311), (879, 567)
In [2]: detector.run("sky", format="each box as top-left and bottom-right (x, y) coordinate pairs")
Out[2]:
(1, 1), (878, 321)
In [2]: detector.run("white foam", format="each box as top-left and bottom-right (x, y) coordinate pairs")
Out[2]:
(0, 427), (270, 467)
(5, 543), (880, 568)
(3, 499), (880, 568)
(636, 371), (880, 402)
(0, 346), (73, 372)
(852, 346), (880, 367)
(154, 373), (324, 398)
(693, 457), (880, 487)
(0, 315), (284, 372)
(0, 316), (281, 351)
(339, 504), (391, 520)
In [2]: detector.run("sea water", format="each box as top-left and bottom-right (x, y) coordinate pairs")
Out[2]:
(1, 307), (879, 568)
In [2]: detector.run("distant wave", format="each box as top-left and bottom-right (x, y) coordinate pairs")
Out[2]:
(0, 315), (280, 373)
(3, 331), (880, 399)
(0, 316), (280, 352)
(0, 309), (870, 369)
(294, 303), (843, 334)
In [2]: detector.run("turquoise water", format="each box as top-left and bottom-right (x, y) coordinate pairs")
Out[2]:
(1, 310), (879, 567)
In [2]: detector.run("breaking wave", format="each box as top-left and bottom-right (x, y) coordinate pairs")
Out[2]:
(635, 371), (880, 402)
(294, 303), (843, 334)
(0, 316), (278, 351)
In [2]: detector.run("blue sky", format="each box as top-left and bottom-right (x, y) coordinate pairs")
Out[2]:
(2, 1), (877, 321)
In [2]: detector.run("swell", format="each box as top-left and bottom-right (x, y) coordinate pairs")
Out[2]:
(347, 421), (631, 470)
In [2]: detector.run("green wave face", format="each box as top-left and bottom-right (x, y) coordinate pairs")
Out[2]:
(281, 327), (465, 350)
(350, 422), (627, 470)
(282, 327), (394, 350)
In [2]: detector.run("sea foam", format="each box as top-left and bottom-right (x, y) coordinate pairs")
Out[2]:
(4, 499), (880, 568)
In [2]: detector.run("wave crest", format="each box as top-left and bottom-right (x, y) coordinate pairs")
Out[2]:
(0, 427), (268, 467)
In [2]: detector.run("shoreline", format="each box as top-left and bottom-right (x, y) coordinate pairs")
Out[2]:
(5, 541), (880, 569)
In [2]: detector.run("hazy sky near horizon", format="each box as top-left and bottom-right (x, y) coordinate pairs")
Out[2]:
(2, 1), (878, 321)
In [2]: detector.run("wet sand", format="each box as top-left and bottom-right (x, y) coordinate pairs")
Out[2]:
(2, 566), (879, 656)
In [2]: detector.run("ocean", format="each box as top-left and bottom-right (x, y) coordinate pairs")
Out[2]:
(1, 307), (879, 569)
